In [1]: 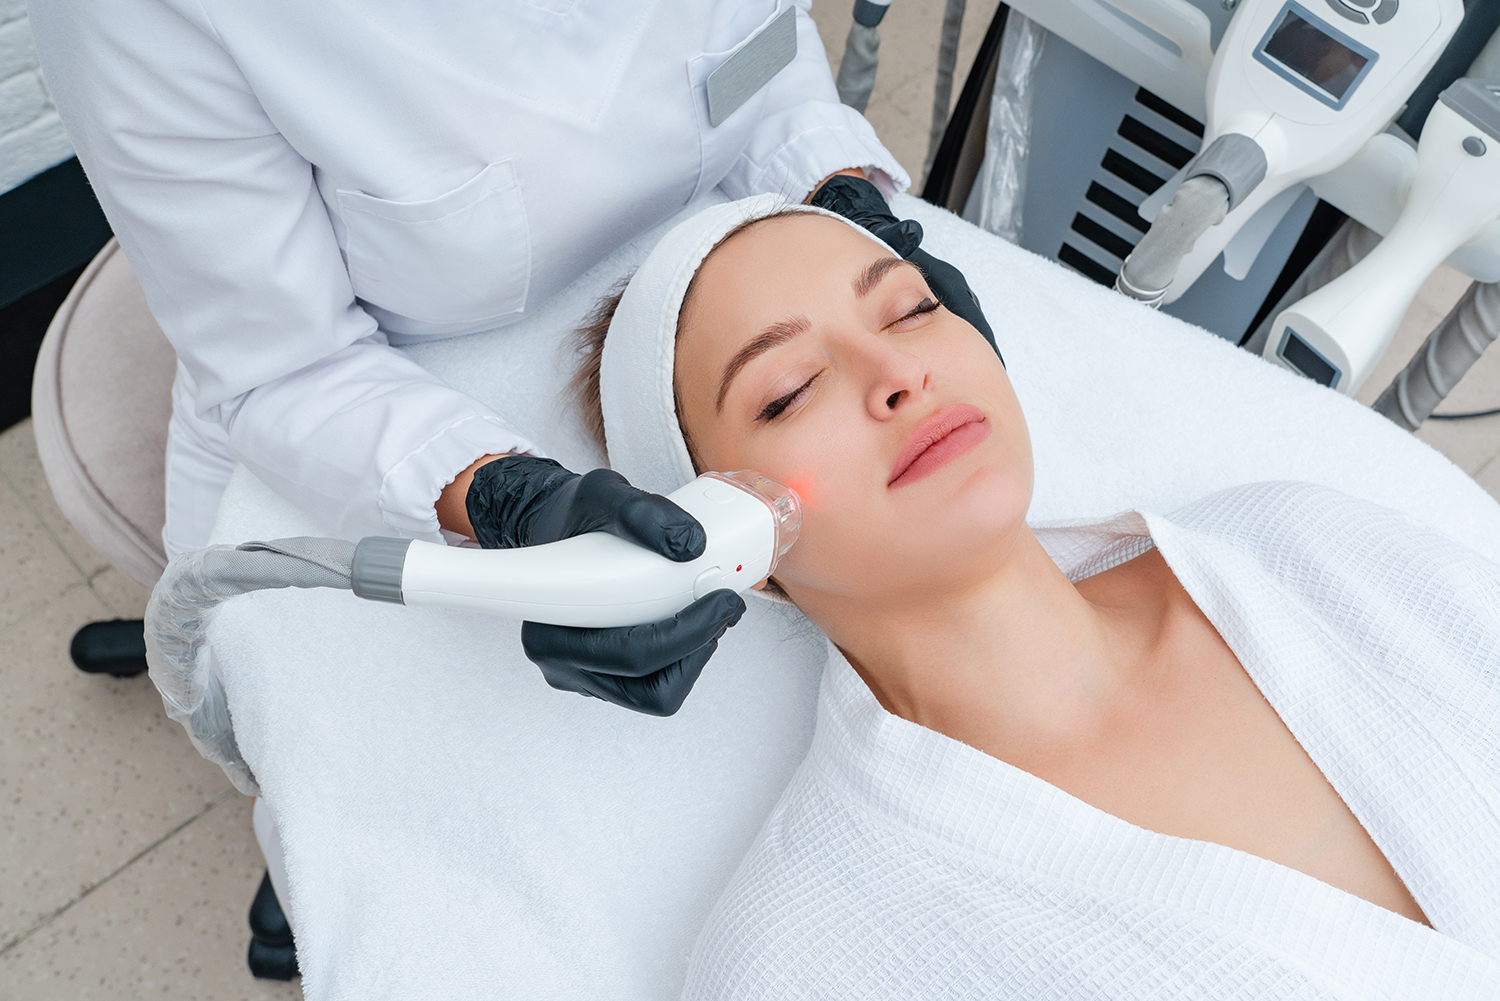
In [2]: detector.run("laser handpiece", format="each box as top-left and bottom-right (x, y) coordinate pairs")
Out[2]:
(1266, 80), (1500, 394)
(349, 471), (802, 628)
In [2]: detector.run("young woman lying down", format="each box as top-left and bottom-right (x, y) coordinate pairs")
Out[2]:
(576, 195), (1500, 997)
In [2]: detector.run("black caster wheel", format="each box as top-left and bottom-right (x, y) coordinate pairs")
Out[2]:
(247, 871), (299, 980)
(69, 619), (149, 678)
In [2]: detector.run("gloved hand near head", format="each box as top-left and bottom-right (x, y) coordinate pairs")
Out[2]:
(810, 173), (1001, 362)
(466, 455), (745, 716)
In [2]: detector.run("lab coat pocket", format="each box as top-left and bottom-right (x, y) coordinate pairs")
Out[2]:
(687, 0), (789, 201)
(338, 161), (530, 328)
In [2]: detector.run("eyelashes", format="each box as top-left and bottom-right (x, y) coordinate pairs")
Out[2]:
(758, 373), (817, 422)
(754, 297), (939, 422)
(903, 297), (939, 322)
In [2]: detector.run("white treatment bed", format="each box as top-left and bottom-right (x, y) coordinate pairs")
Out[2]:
(198, 193), (1500, 1000)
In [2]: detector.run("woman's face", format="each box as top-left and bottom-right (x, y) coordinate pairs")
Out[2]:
(674, 213), (1033, 613)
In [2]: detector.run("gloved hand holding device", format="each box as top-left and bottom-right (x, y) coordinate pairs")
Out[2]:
(810, 174), (1000, 360)
(466, 454), (746, 716)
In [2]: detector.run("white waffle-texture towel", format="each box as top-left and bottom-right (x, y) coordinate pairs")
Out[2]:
(683, 480), (1500, 999)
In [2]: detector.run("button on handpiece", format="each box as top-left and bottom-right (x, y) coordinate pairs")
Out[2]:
(692, 567), (723, 599)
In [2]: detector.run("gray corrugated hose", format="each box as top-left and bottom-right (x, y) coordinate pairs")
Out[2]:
(836, 0), (891, 114)
(144, 537), (358, 796)
(836, 23), (881, 113)
(1374, 280), (1500, 431)
(923, 0), (967, 185)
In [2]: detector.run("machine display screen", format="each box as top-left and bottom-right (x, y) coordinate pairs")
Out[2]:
(1261, 9), (1369, 101)
(1280, 329), (1339, 387)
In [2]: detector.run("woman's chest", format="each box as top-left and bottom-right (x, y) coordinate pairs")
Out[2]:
(1028, 619), (1430, 926)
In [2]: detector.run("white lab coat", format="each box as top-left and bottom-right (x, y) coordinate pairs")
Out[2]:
(29, 0), (906, 544)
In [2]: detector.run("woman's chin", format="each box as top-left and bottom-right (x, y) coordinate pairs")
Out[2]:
(884, 461), (1030, 578)
(902, 453), (1030, 524)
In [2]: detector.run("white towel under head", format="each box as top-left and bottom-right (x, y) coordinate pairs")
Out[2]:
(599, 193), (893, 496)
(205, 192), (1500, 1000)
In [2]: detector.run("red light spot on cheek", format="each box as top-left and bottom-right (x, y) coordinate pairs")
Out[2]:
(779, 474), (822, 511)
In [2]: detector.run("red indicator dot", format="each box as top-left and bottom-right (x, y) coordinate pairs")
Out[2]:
(736, 565), (742, 572)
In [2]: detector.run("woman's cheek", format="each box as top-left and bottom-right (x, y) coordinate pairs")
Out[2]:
(751, 432), (841, 514)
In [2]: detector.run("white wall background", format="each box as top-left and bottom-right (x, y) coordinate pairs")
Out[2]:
(0, 0), (73, 195)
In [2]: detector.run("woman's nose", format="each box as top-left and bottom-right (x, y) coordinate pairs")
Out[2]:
(864, 343), (929, 420)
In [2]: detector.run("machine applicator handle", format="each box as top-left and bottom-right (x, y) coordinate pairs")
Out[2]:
(350, 471), (801, 628)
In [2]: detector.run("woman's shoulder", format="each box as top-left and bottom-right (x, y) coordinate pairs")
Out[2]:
(1159, 480), (1500, 721)
(1166, 480), (1500, 576)
(1159, 480), (1500, 620)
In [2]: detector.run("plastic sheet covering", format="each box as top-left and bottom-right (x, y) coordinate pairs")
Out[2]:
(1117, 176), (1229, 306)
(144, 538), (357, 796)
(976, 11), (1044, 244)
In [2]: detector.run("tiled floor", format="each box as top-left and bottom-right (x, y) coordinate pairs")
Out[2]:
(3, 6), (1500, 1000)
(0, 424), (300, 1000)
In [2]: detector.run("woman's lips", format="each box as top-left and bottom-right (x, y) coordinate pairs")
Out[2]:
(888, 404), (990, 487)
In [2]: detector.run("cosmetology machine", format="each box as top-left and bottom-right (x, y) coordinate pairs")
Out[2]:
(878, 0), (1500, 408)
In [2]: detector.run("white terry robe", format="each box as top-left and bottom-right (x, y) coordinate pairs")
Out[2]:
(682, 481), (1500, 999)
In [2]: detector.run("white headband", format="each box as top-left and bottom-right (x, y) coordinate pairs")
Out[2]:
(600, 194), (893, 494)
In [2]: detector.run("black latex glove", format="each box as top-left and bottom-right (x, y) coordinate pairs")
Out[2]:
(810, 174), (1002, 362)
(467, 455), (746, 716)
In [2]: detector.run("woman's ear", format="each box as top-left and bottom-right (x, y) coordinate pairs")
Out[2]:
(750, 578), (769, 591)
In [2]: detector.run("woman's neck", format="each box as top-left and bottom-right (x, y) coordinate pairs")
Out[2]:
(810, 528), (1172, 755)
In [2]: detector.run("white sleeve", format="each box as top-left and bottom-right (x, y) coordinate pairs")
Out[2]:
(717, 2), (911, 202)
(27, 0), (531, 543)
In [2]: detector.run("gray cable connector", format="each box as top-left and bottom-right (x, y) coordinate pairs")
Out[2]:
(1185, 132), (1268, 212)
(352, 537), (412, 604)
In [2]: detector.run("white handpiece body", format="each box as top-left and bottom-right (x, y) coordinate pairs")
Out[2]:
(1266, 81), (1500, 393)
(1161, 0), (1460, 304)
(396, 472), (800, 628)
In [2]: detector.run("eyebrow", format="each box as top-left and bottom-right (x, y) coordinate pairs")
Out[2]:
(716, 315), (809, 413)
(713, 256), (920, 413)
(853, 256), (917, 298)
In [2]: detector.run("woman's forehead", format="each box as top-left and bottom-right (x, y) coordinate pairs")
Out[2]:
(718, 211), (883, 269)
(688, 215), (891, 325)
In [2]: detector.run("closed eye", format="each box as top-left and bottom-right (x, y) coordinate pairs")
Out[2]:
(757, 372), (819, 422)
(892, 297), (939, 327)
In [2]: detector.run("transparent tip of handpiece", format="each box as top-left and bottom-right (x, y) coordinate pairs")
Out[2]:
(708, 471), (802, 572)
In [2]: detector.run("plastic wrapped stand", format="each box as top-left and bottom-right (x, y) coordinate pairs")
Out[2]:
(976, 11), (1044, 244)
(144, 537), (358, 795)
